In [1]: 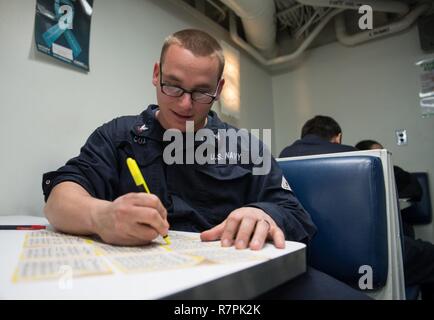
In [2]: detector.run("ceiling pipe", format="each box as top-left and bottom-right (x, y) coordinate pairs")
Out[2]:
(296, 0), (409, 15)
(220, 0), (422, 70)
(335, 3), (431, 46)
(227, 8), (344, 68)
(220, 0), (277, 58)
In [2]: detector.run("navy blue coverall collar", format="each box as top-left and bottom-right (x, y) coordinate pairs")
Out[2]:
(130, 104), (222, 144)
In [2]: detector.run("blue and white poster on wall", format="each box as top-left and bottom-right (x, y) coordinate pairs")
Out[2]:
(34, 0), (93, 71)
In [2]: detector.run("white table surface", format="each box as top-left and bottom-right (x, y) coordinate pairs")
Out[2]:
(0, 215), (306, 300)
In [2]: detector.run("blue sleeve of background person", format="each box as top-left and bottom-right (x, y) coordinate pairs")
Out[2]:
(42, 120), (121, 202)
(244, 157), (317, 244)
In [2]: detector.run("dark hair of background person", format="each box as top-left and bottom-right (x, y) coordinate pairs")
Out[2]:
(355, 140), (382, 150)
(301, 115), (342, 140)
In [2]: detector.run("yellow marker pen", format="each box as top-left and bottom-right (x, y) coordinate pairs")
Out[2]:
(126, 157), (171, 245)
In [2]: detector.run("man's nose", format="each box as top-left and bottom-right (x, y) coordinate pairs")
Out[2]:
(178, 92), (193, 110)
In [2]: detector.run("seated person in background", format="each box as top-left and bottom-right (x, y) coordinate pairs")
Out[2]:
(355, 140), (422, 205)
(280, 116), (434, 300)
(42, 29), (369, 299)
(279, 115), (356, 158)
(355, 139), (433, 300)
(355, 140), (422, 238)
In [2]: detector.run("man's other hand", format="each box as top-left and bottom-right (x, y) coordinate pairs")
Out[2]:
(200, 207), (285, 250)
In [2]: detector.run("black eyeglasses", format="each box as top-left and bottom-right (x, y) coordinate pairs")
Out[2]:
(159, 66), (220, 104)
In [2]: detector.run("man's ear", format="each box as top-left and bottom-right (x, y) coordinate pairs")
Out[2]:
(152, 62), (160, 87)
(330, 133), (342, 144)
(214, 78), (225, 101)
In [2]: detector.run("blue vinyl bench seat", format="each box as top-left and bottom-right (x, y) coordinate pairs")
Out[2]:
(278, 156), (388, 290)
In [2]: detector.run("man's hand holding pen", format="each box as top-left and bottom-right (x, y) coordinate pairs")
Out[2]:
(91, 192), (169, 246)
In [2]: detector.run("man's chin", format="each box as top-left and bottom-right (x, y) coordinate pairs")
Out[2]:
(170, 117), (199, 131)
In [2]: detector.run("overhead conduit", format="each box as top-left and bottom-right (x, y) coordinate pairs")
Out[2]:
(228, 8), (344, 67)
(335, 3), (430, 46)
(219, 0), (430, 69)
(220, 0), (278, 58)
(297, 0), (409, 15)
(223, 0), (344, 68)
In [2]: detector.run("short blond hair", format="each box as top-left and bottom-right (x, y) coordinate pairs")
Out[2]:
(160, 29), (225, 79)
